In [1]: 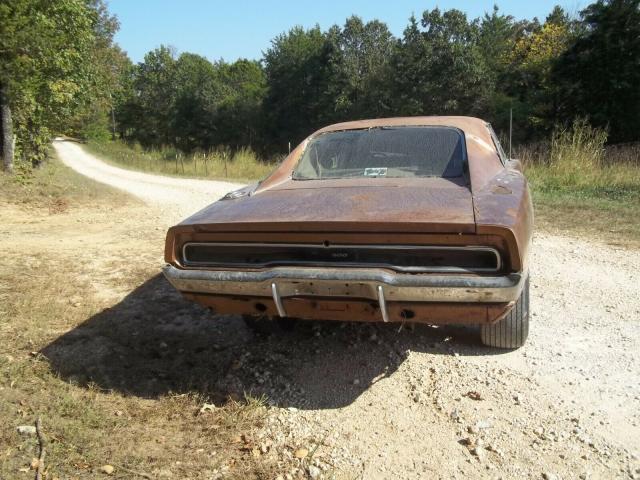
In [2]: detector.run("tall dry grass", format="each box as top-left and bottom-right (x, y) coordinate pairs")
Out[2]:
(517, 119), (640, 198)
(516, 119), (640, 243)
(86, 140), (278, 182)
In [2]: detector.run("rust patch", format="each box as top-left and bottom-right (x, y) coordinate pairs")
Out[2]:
(184, 293), (511, 325)
(491, 185), (512, 195)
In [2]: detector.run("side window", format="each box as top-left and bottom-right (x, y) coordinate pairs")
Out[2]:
(487, 124), (507, 166)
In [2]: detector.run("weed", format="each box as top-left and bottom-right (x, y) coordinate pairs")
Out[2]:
(516, 120), (640, 245)
(85, 140), (277, 183)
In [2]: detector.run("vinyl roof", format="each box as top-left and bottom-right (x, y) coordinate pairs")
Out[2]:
(315, 116), (490, 138)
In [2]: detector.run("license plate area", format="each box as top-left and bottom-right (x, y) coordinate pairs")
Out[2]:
(277, 280), (377, 300)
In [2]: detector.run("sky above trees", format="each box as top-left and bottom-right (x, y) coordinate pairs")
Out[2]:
(110, 1), (639, 153)
(108, 0), (573, 63)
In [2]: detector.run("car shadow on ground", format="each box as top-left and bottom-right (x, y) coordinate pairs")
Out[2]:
(42, 273), (508, 410)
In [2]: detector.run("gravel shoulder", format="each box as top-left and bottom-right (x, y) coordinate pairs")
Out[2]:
(48, 140), (640, 479)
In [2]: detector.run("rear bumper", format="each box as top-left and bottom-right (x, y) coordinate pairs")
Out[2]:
(163, 265), (525, 322)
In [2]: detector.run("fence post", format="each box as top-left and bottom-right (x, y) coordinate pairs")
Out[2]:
(509, 107), (513, 160)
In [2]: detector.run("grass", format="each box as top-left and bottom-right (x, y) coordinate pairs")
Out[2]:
(518, 119), (640, 246)
(0, 148), (133, 213)
(85, 140), (278, 183)
(0, 156), (285, 479)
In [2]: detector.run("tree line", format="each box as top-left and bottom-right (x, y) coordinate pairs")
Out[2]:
(1, 0), (639, 172)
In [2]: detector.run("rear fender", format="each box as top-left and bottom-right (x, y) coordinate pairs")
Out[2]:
(473, 170), (533, 272)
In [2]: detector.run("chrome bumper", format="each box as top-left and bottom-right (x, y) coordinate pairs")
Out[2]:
(163, 265), (525, 319)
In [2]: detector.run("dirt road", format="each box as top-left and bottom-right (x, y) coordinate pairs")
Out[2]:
(53, 139), (242, 221)
(49, 140), (640, 479)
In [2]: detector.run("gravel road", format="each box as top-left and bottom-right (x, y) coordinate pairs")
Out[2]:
(54, 139), (242, 221)
(52, 139), (640, 479)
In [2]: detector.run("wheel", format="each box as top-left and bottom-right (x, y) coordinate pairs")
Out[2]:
(480, 276), (530, 349)
(242, 315), (297, 335)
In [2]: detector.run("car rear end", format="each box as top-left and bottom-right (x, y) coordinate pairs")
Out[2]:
(162, 117), (532, 345)
(163, 225), (527, 326)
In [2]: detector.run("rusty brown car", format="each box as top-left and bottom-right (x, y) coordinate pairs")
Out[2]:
(163, 117), (533, 348)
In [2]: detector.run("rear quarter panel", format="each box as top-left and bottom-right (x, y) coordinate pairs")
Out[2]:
(473, 168), (534, 272)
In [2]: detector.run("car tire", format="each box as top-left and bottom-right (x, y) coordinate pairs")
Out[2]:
(480, 276), (530, 349)
(242, 315), (297, 335)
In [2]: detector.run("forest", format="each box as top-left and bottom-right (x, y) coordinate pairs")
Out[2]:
(1, 0), (639, 172)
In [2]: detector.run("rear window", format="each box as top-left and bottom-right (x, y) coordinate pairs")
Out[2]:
(293, 126), (465, 180)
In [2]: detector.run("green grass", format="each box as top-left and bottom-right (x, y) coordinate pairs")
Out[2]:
(85, 140), (278, 183)
(529, 184), (640, 245)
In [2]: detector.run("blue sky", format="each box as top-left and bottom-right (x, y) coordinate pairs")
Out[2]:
(108, 0), (585, 64)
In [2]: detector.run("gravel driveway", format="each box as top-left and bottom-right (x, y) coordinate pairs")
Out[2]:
(52, 139), (640, 480)
(54, 139), (242, 221)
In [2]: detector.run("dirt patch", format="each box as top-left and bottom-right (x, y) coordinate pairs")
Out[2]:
(1, 144), (639, 479)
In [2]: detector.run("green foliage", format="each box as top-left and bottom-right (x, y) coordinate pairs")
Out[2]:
(116, 48), (266, 152)
(214, 59), (267, 147)
(133, 46), (178, 147)
(262, 25), (333, 148)
(326, 16), (395, 119)
(110, 0), (637, 152)
(553, 0), (640, 143)
(491, 8), (576, 142)
(0, 0), (121, 166)
(65, 1), (129, 140)
(260, 17), (397, 149)
(3, 1), (640, 169)
(389, 9), (492, 116)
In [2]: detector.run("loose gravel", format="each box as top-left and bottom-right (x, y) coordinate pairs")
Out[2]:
(53, 139), (640, 479)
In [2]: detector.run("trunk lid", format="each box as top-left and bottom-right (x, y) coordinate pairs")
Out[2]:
(180, 177), (476, 234)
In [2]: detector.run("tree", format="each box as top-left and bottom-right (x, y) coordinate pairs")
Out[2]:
(66, 0), (130, 141)
(477, 6), (519, 137)
(326, 16), (395, 119)
(8, 1), (634, 162)
(389, 9), (492, 116)
(171, 53), (223, 151)
(554, 0), (640, 142)
(215, 59), (267, 148)
(0, 0), (113, 169)
(505, 16), (572, 137)
(129, 46), (178, 148)
(479, 6), (517, 78)
(262, 26), (333, 149)
(0, 83), (13, 172)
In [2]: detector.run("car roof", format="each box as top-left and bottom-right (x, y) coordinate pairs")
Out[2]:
(315, 116), (490, 138)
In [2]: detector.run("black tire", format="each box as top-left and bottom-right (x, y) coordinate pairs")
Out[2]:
(242, 315), (297, 335)
(480, 276), (530, 349)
